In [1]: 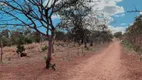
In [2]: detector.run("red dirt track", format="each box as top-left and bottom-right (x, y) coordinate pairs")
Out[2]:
(0, 40), (142, 80)
(66, 40), (129, 80)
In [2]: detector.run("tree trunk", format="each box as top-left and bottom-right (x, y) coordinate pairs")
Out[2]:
(84, 42), (87, 48)
(45, 36), (52, 69)
(52, 35), (55, 53)
(90, 41), (93, 46)
(84, 39), (87, 48)
(0, 40), (3, 63)
(52, 41), (54, 53)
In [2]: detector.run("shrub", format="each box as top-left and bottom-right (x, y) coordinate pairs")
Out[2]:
(24, 37), (33, 44)
(121, 40), (133, 50)
(43, 56), (56, 70)
(16, 44), (25, 56)
(41, 45), (48, 52)
(16, 36), (26, 56)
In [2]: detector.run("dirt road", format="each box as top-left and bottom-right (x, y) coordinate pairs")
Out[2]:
(1, 40), (141, 80)
(66, 41), (129, 80)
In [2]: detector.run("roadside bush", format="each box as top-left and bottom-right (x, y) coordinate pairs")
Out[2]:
(121, 40), (133, 50)
(121, 40), (142, 55)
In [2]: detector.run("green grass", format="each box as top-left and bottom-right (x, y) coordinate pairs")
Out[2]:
(121, 40), (142, 55)
(121, 40), (134, 51)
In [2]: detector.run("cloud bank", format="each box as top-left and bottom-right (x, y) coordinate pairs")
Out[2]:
(91, 0), (125, 33)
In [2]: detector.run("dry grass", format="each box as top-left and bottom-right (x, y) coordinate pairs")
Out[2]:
(1, 41), (105, 62)
(0, 41), (110, 80)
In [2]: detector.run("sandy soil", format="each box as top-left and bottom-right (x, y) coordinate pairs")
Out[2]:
(0, 40), (142, 80)
(63, 40), (129, 80)
(121, 45), (142, 80)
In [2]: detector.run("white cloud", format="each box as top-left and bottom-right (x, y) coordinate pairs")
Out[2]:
(108, 25), (126, 34)
(91, 0), (124, 23)
(0, 2), (7, 6)
(43, 0), (54, 8)
(90, 0), (125, 33)
(140, 12), (142, 15)
(114, 13), (125, 17)
(51, 15), (60, 20)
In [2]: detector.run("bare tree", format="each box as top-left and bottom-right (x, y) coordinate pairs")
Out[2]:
(0, 0), (85, 69)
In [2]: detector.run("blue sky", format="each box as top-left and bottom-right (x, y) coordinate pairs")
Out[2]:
(112, 0), (142, 26)
(0, 0), (142, 34)
(108, 0), (142, 33)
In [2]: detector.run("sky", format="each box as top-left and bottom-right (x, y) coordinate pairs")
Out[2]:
(0, 0), (142, 34)
(51, 0), (142, 34)
(91, 0), (142, 34)
(109, 0), (142, 33)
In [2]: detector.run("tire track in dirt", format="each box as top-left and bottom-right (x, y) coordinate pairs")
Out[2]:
(66, 41), (129, 80)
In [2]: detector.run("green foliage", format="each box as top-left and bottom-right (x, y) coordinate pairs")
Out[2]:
(31, 32), (41, 43)
(24, 37), (33, 44)
(43, 56), (56, 70)
(49, 63), (56, 70)
(0, 37), (10, 47)
(16, 44), (25, 55)
(16, 35), (25, 55)
(114, 32), (122, 38)
(0, 29), (45, 47)
(89, 31), (113, 44)
(55, 31), (67, 41)
(41, 45), (48, 52)
(123, 15), (142, 55)
(44, 56), (47, 61)
(121, 40), (134, 50)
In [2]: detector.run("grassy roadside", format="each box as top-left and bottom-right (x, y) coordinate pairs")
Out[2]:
(121, 40), (142, 61)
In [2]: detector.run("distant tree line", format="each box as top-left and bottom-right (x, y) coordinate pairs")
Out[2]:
(114, 32), (122, 38)
(55, 28), (113, 48)
(0, 28), (46, 47)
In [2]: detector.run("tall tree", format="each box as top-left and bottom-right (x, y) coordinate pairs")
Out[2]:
(58, 0), (92, 47)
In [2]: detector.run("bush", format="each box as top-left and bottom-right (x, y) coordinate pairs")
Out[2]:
(121, 40), (133, 50)
(114, 32), (122, 38)
(16, 35), (26, 56)
(16, 44), (25, 56)
(0, 37), (11, 47)
(24, 37), (33, 44)
(121, 40), (142, 55)
(41, 45), (48, 52)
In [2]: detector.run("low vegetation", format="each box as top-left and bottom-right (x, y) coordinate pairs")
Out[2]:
(122, 15), (142, 55)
